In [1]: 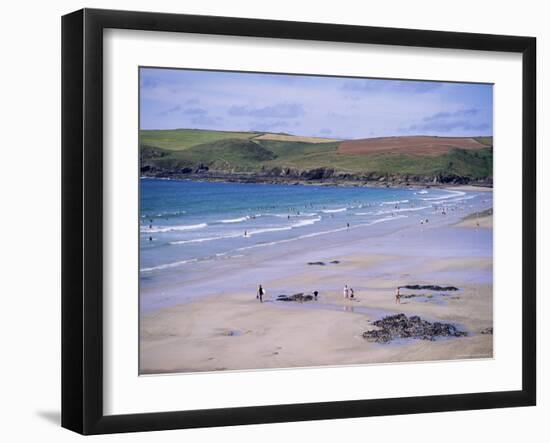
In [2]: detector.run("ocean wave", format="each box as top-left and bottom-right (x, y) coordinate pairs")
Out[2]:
(220, 216), (250, 223)
(380, 200), (409, 205)
(296, 212), (319, 217)
(291, 217), (322, 228)
(141, 210), (187, 219)
(169, 217), (321, 245)
(170, 233), (242, 245)
(236, 215), (407, 252)
(321, 208), (347, 213)
(142, 223), (207, 233)
(439, 195), (477, 204)
(248, 226), (292, 235)
(372, 206), (431, 215)
(246, 217), (320, 234)
(272, 212), (318, 218)
(140, 258), (197, 272)
(421, 190), (465, 201)
(416, 190), (428, 194)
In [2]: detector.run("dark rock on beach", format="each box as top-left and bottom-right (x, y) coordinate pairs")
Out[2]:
(277, 293), (314, 302)
(307, 261), (326, 266)
(480, 327), (493, 335)
(401, 284), (459, 291)
(363, 313), (467, 344)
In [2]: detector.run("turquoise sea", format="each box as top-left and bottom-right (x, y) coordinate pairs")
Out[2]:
(139, 178), (492, 275)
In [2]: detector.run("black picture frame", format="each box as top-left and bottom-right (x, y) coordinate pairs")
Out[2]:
(62, 8), (536, 435)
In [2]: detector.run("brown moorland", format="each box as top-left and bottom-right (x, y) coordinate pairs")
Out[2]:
(338, 136), (488, 156)
(254, 133), (341, 143)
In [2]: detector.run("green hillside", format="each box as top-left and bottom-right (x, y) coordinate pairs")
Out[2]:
(140, 129), (493, 183)
(139, 128), (259, 151)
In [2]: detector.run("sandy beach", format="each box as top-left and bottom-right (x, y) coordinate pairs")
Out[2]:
(140, 201), (493, 374)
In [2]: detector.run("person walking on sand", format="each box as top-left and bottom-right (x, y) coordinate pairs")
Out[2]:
(350, 288), (355, 299)
(257, 284), (265, 303)
(343, 285), (349, 299)
(395, 287), (401, 304)
(313, 290), (319, 300)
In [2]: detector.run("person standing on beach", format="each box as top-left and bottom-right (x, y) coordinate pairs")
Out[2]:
(395, 287), (401, 304)
(350, 288), (355, 299)
(343, 285), (349, 299)
(257, 284), (265, 303)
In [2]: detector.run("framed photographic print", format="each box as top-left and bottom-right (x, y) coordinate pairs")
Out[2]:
(61, 8), (536, 435)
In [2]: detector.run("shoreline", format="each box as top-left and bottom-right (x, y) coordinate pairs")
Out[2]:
(140, 174), (493, 191)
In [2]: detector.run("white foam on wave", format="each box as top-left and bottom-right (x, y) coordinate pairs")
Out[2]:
(440, 195), (477, 204)
(296, 212), (318, 217)
(220, 216), (249, 223)
(373, 205), (431, 215)
(142, 223), (207, 233)
(380, 200), (409, 205)
(248, 226), (292, 235)
(170, 233), (242, 245)
(321, 208), (347, 213)
(421, 190), (465, 201)
(140, 258), (197, 272)
(236, 215), (407, 252)
(169, 217), (321, 245)
(141, 210), (186, 218)
(272, 212), (318, 218)
(290, 217), (322, 228)
(416, 190), (429, 194)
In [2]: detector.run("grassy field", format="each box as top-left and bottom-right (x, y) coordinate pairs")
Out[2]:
(139, 128), (259, 151)
(140, 129), (493, 180)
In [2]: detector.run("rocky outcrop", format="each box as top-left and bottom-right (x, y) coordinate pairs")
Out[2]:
(276, 293), (314, 302)
(363, 313), (467, 343)
(480, 327), (493, 335)
(140, 164), (492, 188)
(307, 260), (340, 266)
(400, 285), (458, 291)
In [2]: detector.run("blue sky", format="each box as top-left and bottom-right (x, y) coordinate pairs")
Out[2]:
(140, 68), (493, 139)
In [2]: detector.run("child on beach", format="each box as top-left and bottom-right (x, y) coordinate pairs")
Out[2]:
(343, 285), (349, 299)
